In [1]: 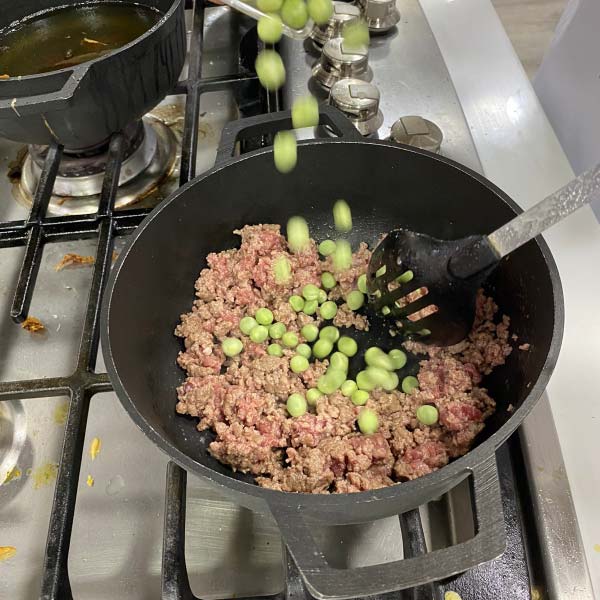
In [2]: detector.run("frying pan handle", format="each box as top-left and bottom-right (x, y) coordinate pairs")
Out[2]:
(214, 105), (361, 166)
(268, 455), (505, 599)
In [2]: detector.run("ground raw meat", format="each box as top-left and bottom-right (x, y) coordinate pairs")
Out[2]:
(175, 224), (512, 493)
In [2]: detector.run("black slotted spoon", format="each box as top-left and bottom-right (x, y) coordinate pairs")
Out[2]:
(367, 163), (600, 347)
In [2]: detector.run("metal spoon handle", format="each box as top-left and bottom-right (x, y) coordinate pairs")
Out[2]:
(487, 162), (600, 258)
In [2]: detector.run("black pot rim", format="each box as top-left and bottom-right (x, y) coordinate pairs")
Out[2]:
(100, 136), (565, 513)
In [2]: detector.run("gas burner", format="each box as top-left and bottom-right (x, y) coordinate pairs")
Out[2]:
(326, 78), (383, 135)
(312, 38), (370, 90)
(310, 2), (362, 49)
(13, 114), (179, 216)
(357, 0), (400, 33)
(389, 116), (443, 153)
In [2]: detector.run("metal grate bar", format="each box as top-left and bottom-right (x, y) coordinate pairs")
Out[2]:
(10, 143), (63, 322)
(179, 0), (206, 185)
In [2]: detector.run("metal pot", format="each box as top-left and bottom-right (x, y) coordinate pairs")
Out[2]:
(0, 0), (185, 151)
(101, 107), (564, 598)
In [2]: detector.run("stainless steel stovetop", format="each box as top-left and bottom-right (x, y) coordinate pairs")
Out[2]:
(0, 2), (593, 599)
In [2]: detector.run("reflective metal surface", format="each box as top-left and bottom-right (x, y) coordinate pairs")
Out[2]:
(327, 78), (383, 135)
(312, 38), (370, 90)
(310, 2), (361, 48)
(389, 115), (443, 153)
(358, 0), (400, 33)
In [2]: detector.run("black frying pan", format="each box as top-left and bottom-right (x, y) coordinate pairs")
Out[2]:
(100, 107), (563, 598)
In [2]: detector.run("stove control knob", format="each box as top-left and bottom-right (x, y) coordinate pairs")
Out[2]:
(389, 116), (443, 153)
(358, 0), (400, 33)
(312, 38), (369, 90)
(327, 78), (383, 136)
(310, 2), (362, 49)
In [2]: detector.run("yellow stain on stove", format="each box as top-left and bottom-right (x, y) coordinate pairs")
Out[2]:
(3, 466), (21, 484)
(53, 401), (69, 425)
(86, 475), (94, 487)
(594, 544), (600, 553)
(89, 437), (101, 461)
(0, 546), (17, 561)
(32, 462), (58, 489)
(444, 593), (462, 600)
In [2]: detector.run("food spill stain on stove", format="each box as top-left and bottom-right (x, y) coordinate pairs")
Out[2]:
(3, 466), (22, 484)
(89, 437), (101, 461)
(594, 543), (600, 553)
(53, 401), (69, 425)
(86, 474), (94, 487)
(0, 546), (17, 561)
(32, 462), (58, 489)
(105, 474), (125, 496)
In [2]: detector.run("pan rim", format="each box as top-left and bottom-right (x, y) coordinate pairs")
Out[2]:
(100, 136), (564, 513)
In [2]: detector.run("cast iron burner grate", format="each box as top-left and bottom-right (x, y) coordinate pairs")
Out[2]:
(0, 1), (541, 598)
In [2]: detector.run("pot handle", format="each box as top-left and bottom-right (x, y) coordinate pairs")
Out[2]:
(268, 455), (505, 599)
(214, 105), (361, 167)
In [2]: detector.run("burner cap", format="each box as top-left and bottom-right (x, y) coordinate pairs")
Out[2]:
(389, 116), (443, 153)
(312, 38), (370, 90)
(328, 78), (383, 135)
(310, 2), (362, 48)
(357, 0), (400, 32)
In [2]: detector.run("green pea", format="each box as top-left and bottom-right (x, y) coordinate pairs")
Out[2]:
(337, 336), (358, 357)
(296, 343), (312, 359)
(396, 270), (414, 284)
(318, 239), (336, 256)
(402, 375), (419, 394)
(287, 216), (309, 253)
(301, 324), (319, 342)
(257, 13), (283, 43)
(319, 325), (340, 343)
(291, 95), (319, 129)
(268, 343), (283, 357)
(255, 307), (274, 325)
(269, 322), (286, 339)
(342, 20), (369, 51)
(416, 405), (439, 426)
(357, 408), (379, 434)
(341, 379), (357, 397)
(307, 0), (333, 25)
(317, 288), (328, 304)
(351, 389), (369, 406)
(321, 272), (336, 290)
(357, 273), (368, 294)
(255, 49), (285, 91)
(330, 351), (349, 373)
(306, 388), (323, 406)
(365, 347), (395, 371)
(290, 355), (309, 373)
(365, 367), (398, 391)
(257, 0), (282, 11)
(282, 332), (299, 348)
(375, 265), (386, 278)
(389, 349), (407, 370)
(273, 255), (292, 284)
(281, 0), (308, 29)
(333, 199), (352, 232)
(239, 316), (258, 335)
(317, 369), (346, 394)
(356, 370), (375, 391)
(302, 284), (321, 301)
(332, 239), (352, 271)
(287, 393), (307, 417)
(381, 306), (391, 315)
(250, 325), (269, 343)
(274, 130), (297, 174)
(303, 299), (318, 315)
(320, 300), (338, 320)
(312, 338), (333, 359)
(289, 295), (305, 312)
(222, 337), (243, 357)
(346, 290), (364, 311)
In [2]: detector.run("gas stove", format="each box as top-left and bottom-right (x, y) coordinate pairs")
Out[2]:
(0, 1), (596, 599)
